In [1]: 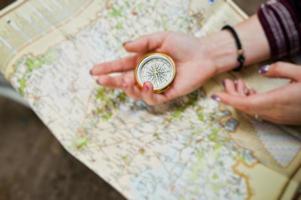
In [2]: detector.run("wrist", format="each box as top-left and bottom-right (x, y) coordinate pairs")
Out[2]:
(200, 15), (271, 75)
(202, 31), (238, 75)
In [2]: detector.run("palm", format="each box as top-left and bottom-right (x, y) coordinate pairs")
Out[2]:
(163, 61), (211, 99)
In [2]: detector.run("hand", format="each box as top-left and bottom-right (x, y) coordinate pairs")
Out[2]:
(91, 32), (217, 105)
(212, 62), (301, 125)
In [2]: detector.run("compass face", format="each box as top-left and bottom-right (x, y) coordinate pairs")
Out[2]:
(136, 53), (176, 92)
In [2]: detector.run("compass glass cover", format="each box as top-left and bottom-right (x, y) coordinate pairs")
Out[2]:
(137, 55), (175, 91)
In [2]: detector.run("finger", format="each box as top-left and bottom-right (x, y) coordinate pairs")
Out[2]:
(213, 83), (285, 114)
(141, 82), (166, 105)
(213, 91), (284, 124)
(212, 89), (274, 116)
(91, 55), (138, 75)
(213, 83), (301, 123)
(235, 79), (248, 96)
(124, 85), (141, 100)
(97, 72), (135, 89)
(97, 75), (124, 89)
(123, 32), (169, 53)
(258, 62), (301, 81)
(248, 89), (257, 96)
(212, 93), (253, 113)
(223, 79), (237, 95)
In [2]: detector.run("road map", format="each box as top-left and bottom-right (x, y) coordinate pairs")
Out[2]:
(0, 0), (301, 199)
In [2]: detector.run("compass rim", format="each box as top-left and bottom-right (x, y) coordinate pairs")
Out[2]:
(135, 52), (176, 93)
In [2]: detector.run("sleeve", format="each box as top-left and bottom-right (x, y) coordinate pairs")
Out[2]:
(258, 0), (301, 59)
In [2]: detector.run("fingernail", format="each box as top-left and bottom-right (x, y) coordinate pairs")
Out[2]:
(122, 40), (132, 46)
(222, 80), (226, 87)
(211, 94), (221, 102)
(96, 79), (102, 85)
(143, 83), (149, 91)
(89, 69), (93, 75)
(258, 65), (270, 74)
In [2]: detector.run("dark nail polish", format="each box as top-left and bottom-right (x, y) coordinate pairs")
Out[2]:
(143, 84), (149, 91)
(89, 69), (93, 75)
(222, 80), (226, 87)
(96, 79), (102, 85)
(123, 40), (132, 46)
(258, 65), (270, 74)
(211, 94), (221, 102)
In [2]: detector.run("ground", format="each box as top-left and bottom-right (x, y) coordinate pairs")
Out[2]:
(0, 0), (264, 200)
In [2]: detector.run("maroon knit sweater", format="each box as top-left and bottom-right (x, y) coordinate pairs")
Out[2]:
(258, 0), (301, 59)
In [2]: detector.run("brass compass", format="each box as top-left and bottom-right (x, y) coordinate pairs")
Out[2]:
(135, 53), (176, 93)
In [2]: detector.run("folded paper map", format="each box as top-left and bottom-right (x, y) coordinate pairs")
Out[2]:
(0, 0), (301, 199)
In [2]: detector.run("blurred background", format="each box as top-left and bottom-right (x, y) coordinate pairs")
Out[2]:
(0, 0), (264, 200)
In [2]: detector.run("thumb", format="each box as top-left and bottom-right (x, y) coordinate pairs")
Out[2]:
(123, 32), (169, 53)
(258, 62), (301, 81)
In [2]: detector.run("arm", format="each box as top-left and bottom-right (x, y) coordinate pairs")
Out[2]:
(92, 0), (300, 105)
(210, 0), (301, 74)
(91, 15), (272, 105)
(258, 0), (301, 59)
(205, 15), (271, 74)
(212, 0), (301, 125)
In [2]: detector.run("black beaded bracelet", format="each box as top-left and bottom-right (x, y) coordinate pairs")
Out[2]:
(222, 25), (245, 72)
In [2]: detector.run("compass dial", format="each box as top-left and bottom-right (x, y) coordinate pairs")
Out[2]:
(135, 53), (176, 92)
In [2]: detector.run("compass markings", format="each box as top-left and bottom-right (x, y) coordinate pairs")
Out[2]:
(138, 55), (175, 91)
(142, 60), (172, 88)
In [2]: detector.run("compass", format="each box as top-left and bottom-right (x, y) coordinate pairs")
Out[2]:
(135, 53), (176, 93)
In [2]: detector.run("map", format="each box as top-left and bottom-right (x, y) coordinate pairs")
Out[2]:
(0, 0), (301, 199)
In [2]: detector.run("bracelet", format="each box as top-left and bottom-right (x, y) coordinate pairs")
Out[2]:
(222, 25), (245, 72)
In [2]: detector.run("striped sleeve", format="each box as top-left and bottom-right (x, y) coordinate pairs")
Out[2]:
(258, 0), (301, 59)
